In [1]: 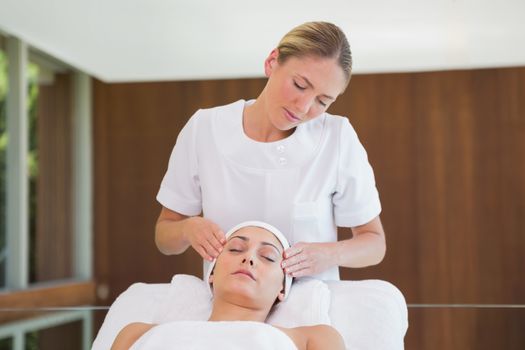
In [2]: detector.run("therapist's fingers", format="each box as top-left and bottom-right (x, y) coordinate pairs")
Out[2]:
(209, 224), (227, 247)
(184, 217), (224, 260)
(284, 256), (315, 277)
(201, 236), (222, 258)
(287, 267), (310, 278)
(195, 245), (214, 262)
(285, 258), (311, 277)
(282, 252), (306, 271)
(282, 243), (306, 270)
(283, 244), (304, 259)
(202, 226), (225, 258)
(282, 242), (333, 277)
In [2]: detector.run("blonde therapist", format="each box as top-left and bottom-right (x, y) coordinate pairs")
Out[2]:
(155, 21), (386, 280)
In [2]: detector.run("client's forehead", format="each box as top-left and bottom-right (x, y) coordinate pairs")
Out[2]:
(229, 226), (283, 251)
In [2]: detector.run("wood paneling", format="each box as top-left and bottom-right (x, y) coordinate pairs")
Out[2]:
(340, 68), (525, 305)
(336, 68), (525, 349)
(93, 79), (267, 302)
(407, 307), (525, 349)
(93, 67), (525, 349)
(37, 320), (83, 350)
(35, 73), (73, 282)
(0, 281), (95, 323)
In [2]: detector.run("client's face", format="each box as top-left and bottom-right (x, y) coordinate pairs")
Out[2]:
(210, 226), (286, 307)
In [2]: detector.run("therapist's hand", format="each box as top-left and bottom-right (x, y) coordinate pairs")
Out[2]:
(281, 242), (336, 278)
(182, 217), (226, 261)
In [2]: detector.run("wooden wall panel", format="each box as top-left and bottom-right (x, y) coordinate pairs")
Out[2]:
(341, 68), (525, 303)
(93, 67), (525, 349)
(408, 308), (525, 349)
(93, 79), (267, 302)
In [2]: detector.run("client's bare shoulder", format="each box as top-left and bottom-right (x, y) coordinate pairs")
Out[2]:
(277, 324), (345, 350)
(111, 322), (156, 350)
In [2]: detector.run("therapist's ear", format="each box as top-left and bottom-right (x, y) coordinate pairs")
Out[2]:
(264, 49), (279, 77)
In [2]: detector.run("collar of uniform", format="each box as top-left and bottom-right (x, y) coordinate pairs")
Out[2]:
(212, 99), (325, 170)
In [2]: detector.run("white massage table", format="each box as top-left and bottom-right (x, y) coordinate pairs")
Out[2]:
(92, 275), (408, 349)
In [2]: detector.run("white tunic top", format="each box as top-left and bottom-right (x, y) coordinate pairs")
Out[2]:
(157, 99), (381, 280)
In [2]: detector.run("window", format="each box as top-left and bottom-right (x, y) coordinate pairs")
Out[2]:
(0, 310), (92, 349)
(0, 32), (94, 350)
(27, 57), (75, 283)
(0, 35), (7, 288)
(1, 35), (92, 290)
(0, 337), (13, 350)
(0, 30), (94, 350)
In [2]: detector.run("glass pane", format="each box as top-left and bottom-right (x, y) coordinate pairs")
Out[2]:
(27, 58), (74, 284)
(0, 337), (13, 350)
(27, 61), (39, 284)
(0, 36), (8, 289)
(0, 310), (92, 350)
(25, 320), (83, 350)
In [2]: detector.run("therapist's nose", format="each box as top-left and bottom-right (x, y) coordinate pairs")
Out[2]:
(295, 93), (314, 115)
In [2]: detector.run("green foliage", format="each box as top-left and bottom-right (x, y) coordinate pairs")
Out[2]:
(25, 331), (38, 350)
(0, 50), (40, 286)
(0, 49), (7, 104)
(0, 337), (13, 350)
(0, 49), (7, 286)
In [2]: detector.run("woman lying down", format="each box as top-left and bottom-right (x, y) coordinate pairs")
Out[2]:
(111, 221), (345, 349)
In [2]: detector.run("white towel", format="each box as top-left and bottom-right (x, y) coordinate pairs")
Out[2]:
(327, 280), (408, 350)
(130, 320), (298, 350)
(92, 278), (408, 350)
(152, 275), (331, 327)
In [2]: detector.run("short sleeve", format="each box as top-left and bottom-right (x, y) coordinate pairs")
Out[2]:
(333, 118), (381, 227)
(156, 111), (202, 216)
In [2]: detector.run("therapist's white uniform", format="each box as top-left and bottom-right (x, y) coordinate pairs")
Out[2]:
(157, 99), (381, 280)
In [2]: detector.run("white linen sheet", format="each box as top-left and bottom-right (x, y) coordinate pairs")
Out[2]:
(130, 320), (298, 350)
(92, 276), (408, 350)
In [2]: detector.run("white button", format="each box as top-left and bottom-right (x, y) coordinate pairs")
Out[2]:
(278, 157), (287, 165)
(276, 145), (285, 153)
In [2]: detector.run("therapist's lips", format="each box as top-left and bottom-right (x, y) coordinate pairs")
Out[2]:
(284, 108), (301, 123)
(233, 269), (256, 281)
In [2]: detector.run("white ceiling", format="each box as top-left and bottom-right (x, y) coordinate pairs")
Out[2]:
(1, 0), (524, 82)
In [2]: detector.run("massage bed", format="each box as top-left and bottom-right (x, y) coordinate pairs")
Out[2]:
(92, 275), (408, 349)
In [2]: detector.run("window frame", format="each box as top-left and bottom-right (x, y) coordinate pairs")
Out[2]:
(2, 35), (93, 291)
(0, 308), (93, 350)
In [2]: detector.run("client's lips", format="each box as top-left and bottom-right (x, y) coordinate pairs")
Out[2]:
(233, 269), (256, 281)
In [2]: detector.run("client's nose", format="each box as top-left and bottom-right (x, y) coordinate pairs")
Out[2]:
(241, 258), (254, 266)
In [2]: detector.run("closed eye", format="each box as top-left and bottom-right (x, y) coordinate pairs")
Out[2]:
(293, 81), (306, 90)
(263, 256), (276, 262)
(229, 248), (242, 253)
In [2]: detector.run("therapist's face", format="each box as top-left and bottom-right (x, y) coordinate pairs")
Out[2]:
(210, 226), (285, 308)
(263, 50), (347, 131)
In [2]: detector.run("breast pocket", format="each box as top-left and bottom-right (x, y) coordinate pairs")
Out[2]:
(292, 202), (320, 243)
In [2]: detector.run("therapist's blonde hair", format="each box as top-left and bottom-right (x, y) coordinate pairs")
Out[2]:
(277, 21), (352, 88)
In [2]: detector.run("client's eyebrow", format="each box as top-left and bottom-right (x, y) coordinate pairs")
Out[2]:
(229, 235), (282, 254)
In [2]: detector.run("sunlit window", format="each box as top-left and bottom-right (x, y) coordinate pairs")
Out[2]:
(0, 32), (93, 350)
(27, 57), (75, 284)
(0, 337), (13, 348)
(1, 36), (91, 289)
(0, 35), (8, 288)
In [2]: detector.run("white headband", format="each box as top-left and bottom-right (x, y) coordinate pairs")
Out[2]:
(205, 221), (293, 300)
